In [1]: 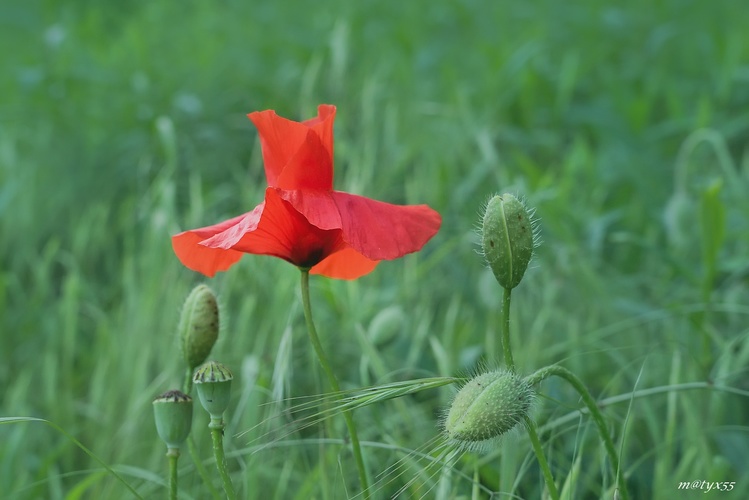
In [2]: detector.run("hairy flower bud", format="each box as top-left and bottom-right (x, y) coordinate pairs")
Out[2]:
(482, 194), (536, 289)
(153, 390), (193, 450)
(178, 285), (219, 370)
(444, 370), (534, 451)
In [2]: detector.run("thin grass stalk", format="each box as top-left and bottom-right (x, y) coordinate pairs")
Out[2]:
(524, 416), (559, 500)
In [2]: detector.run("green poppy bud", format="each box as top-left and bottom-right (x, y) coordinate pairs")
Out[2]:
(153, 390), (193, 450)
(178, 285), (219, 370)
(482, 194), (537, 289)
(444, 370), (534, 451)
(194, 361), (233, 423)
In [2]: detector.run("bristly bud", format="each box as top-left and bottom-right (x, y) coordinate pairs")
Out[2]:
(193, 361), (233, 422)
(178, 285), (219, 370)
(153, 390), (193, 450)
(443, 370), (534, 452)
(481, 194), (537, 289)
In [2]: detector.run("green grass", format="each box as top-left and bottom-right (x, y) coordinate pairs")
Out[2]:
(2, 0), (749, 498)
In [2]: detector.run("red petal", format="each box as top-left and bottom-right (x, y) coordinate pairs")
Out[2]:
(303, 104), (336, 128)
(276, 189), (342, 230)
(277, 189), (442, 260)
(201, 188), (343, 268)
(276, 130), (333, 191)
(172, 213), (247, 277)
(330, 192), (442, 260)
(197, 202), (265, 249)
(310, 246), (379, 280)
(248, 106), (335, 191)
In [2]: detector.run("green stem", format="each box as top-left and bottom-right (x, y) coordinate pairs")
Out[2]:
(183, 367), (194, 395)
(527, 365), (629, 500)
(524, 416), (559, 500)
(501, 287), (515, 371)
(178, 370), (222, 500)
(186, 435), (222, 499)
(300, 269), (370, 499)
(210, 419), (237, 500)
(182, 368), (219, 499)
(167, 449), (179, 500)
(471, 462), (480, 500)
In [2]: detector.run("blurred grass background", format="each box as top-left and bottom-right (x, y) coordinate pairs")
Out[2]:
(2, 0), (749, 498)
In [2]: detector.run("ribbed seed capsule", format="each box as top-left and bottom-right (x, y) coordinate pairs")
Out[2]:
(178, 285), (219, 370)
(444, 370), (533, 451)
(482, 194), (535, 289)
(193, 361), (233, 421)
(153, 390), (193, 450)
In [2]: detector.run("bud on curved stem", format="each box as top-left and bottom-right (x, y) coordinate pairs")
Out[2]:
(443, 371), (561, 499)
(444, 370), (534, 451)
(443, 370), (559, 500)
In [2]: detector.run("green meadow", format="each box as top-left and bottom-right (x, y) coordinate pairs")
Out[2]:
(2, 0), (749, 498)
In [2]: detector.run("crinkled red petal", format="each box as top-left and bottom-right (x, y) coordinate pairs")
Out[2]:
(276, 189), (342, 230)
(330, 191), (442, 260)
(248, 105), (335, 191)
(277, 189), (441, 260)
(276, 129), (332, 191)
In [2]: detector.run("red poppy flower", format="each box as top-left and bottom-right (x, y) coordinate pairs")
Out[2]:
(172, 104), (441, 280)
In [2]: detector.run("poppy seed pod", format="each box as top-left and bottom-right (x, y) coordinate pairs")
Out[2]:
(153, 390), (193, 450)
(193, 361), (233, 422)
(444, 370), (534, 451)
(482, 194), (536, 289)
(178, 285), (219, 370)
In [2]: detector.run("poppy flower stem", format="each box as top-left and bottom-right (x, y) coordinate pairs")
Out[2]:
(186, 436), (222, 500)
(300, 269), (371, 499)
(527, 365), (629, 500)
(210, 422), (236, 500)
(501, 286), (515, 371)
(167, 450), (179, 500)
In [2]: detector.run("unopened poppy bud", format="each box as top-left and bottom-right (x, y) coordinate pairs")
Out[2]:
(444, 370), (534, 451)
(178, 285), (219, 370)
(153, 390), (193, 450)
(482, 194), (537, 289)
(194, 361), (233, 422)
